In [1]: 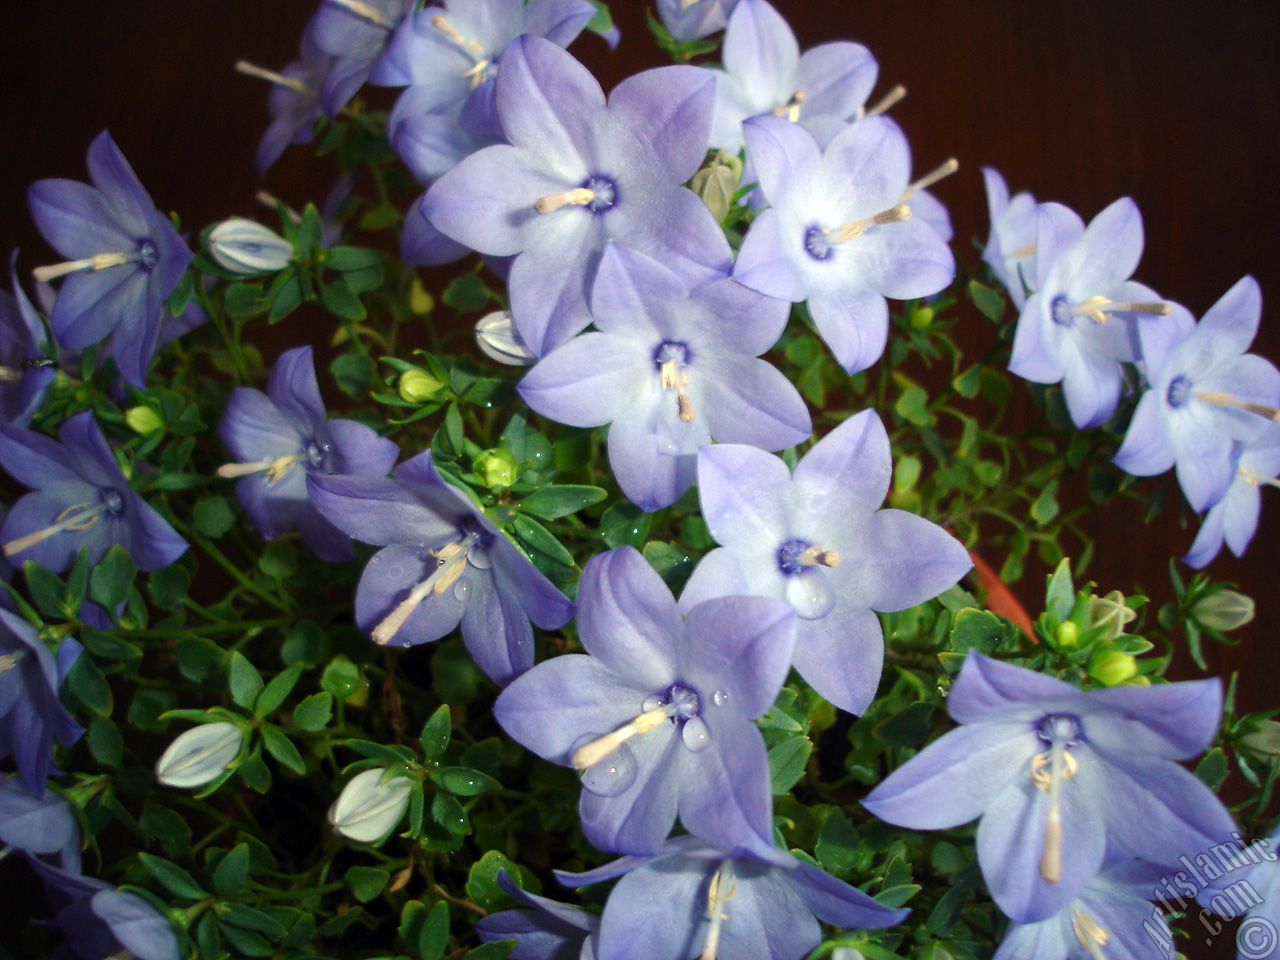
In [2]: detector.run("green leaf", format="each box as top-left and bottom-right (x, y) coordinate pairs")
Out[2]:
(89, 545), (137, 610)
(1045, 558), (1075, 621)
(327, 246), (383, 273)
(418, 901), (449, 960)
(949, 608), (1010, 655)
(193, 497), (237, 538)
(229, 651), (266, 710)
(1195, 747), (1229, 791)
(280, 620), (326, 668)
(894, 385), (933, 427)
(138, 853), (207, 901)
(347, 865), (391, 903)
(874, 702), (935, 748)
(255, 664), (303, 718)
(225, 281), (266, 318)
(322, 655), (363, 700)
(465, 943), (515, 960)
(432, 791), (470, 835)
(65, 654), (113, 716)
(599, 502), (651, 550)
(175, 636), (226, 683)
(213, 843), (251, 898)
(322, 281), (366, 322)
(443, 273), (489, 313)
(767, 736), (811, 794)
(419, 704), (451, 760)
(267, 273), (303, 323)
(875, 883), (922, 909)
(434, 767), (499, 797)
(446, 402), (465, 454)
(331, 352), (376, 399)
(586, 0), (613, 33)
(148, 562), (192, 610)
(512, 515), (575, 567)
(1030, 480), (1060, 525)
(519, 485), (607, 520)
(952, 364), (982, 398)
(238, 746), (272, 793)
(86, 717), (124, 768)
(893, 456), (922, 493)
(466, 851), (520, 911)
(967, 279), (1005, 322)
(22, 562), (66, 619)
(259, 540), (298, 578)
(292, 692), (333, 732)
(262, 726), (306, 775)
(642, 541), (695, 593)
(815, 808), (860, 875)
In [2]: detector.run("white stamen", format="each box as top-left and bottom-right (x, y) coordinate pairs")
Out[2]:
(1011, 243), (1037, 259)
(1070, 909), (1110, 960)
(326, 0), (395, 28)
(828, 204), (912, 243)
(432, 14), (485, 55)
(1034, 741), (1076, 883)
(33, 252), (137, 283)
(902, 158), (959, 200)
(864, 84), (907, 117)
(216, 454), (305, 484)
(0, 366), (22, 383)
(680, 0), (699, 8)
(799, 546), (841, 568)
(660, 359), (696, 423)
(464, 59), (492, 88)
(535, 188), (595, 214)
(701, 861), (737, 960)
(371, 533), (480, 646)
(3, 502), (108, 559)
(571, 705), (674, 771)
(256, 191), (301, 223)
(1241, 467), (1280, 489)
(0, 651), (23, 676)
(234, 61), (309, 94)
(1197, 392), (1280, 422)
(772, 89), (807, 123)
(1075, 295), (1172, 323)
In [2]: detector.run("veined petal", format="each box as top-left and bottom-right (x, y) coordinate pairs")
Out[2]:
(507, 218), (601, 357)
(793, 408), (892, 521)
(1063, 197), (1144, 299)
(575, 547), (680, 686)
(580, 722), (681, 854)
(681, 596), (795, 719)
(594, 856), (705, 960)
(679, 714), (774, 856)
(797, 41), (877, 125)
(495, 35), (603, 174)
(458, 570), (534, 686)
(353, 544), (466, 646)
(741, 115), (821, 207)
(790, 605), (884, 715)
(700, 355), (811, 450)
(518, 332), (650, 428)
(948, 653), (1082, 725)
(27, 179), (133, 260)
(267, 345), (327, 435)
(606, 411), (697, 513)
(789, 862), (910, 929)
(735, 208), (810, 303)
(808, 289), (889, 374)
(1198, 274), (1262, 359)
(721, 0), (799, 113)
(307, 474), (460, 546)
(677, 548), (751, 614)
(1114, 391), (1175, 477)
(607, 67), (716, 182)
(219, 387), (304, 463)
(851, 509), (971, 612)
(819, 116), (910, 219)
(1084, 678), (1222, 760)
(696, 444), (792, 548)
(591, 243), (689, 336)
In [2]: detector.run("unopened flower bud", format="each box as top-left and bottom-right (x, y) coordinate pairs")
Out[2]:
(1191, 589), (1255, 633)
(125, 405), (164, 436)
(475, 449), (519, 490)
(328, 768), (414, 843)
(1241, 719), (1280, 760)
(398, 369), (444, 403)
(155, 722), (244, 789)
(689, 151), (742, 223)
(475, 311), (536, 366)
(1089, 649), (1137, 687)
(1055, 620), (1079, 648)
(1089, 589), (1135, 640)
(208, 218), (294, 274)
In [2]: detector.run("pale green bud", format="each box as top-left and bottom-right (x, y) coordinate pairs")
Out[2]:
(1242, 719), (1280, 761)
(1089, 589), (1136, 640)
(399, 369), (444, 403)
(1055, 620), (1080, 648)
(689, 151), (743, 222)
(1191, 589), (1255, 633)
(475, 449), (519, 490)
(1089, 649), (1138, 686)
(125, 405), (164, 435)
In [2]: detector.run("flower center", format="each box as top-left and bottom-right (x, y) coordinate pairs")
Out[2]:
(1050, 294), (1075, 327)
(371, 531), (483, 645)
(137, 240), (158, 271)
(772, 89), (807, 122)
(101, 488), (126, 516)
(534, 177), (618, 216)
(1035, 713), (1082, 747)
(1031, 713), (1083, 885)
(1166, 374), (1192, 408)
(804, 226), (834, 261)
(584, 177), (617, 213)
(306, 440), (329, 469)
(777, 539), (840, 574)
(2, 500), (112, 559)
(655, 341), (695, 423)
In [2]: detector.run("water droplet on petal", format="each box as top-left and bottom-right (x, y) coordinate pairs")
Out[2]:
(467, 549), (492, 570)
(452, 579), (471, 601)
(786, 571), (836, 619)
(641, 694), (663, 713)
(712, 689), (729, 707)
(571, 736), (637, 797)
(682, 716), (711, 752)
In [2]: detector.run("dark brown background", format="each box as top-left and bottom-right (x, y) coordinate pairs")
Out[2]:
(1, 2), (1278, 955)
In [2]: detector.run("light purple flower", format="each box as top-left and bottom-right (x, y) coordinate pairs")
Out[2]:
(1008, 198), (1170, 428)
(519, 244), (809, 512)
(0, 609), (83, 796)
(422, 35), (731, 356)
(1115, 276), (1280, 511)
(0, 254), (56, 426)
(1184, 426), (1280, 568)
(494, 547), (795, 856)
(733, 115), (955, 374)
(309, 0), (414, 116)
(982, 167), (1038, 310)
(680, 410), (970, 715)
(217, 345), (399, 562)
(0, 774), (81, 870)
(28, 132), (193, 387)
(0, 411), (187, 575)
(307, 451), (574, 686)
(657, 0), (739, 42)
(32, 858), (179, 960)
(476, 870), (598, 960)
(862, 653), (1236, 924)
(1217, 829), (1280, 960)
(237, 23), (334, 173)
(555, 835), (908, 960)
(705, 0), (879, 154)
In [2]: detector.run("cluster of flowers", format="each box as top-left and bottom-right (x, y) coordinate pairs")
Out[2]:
(985, 170), (1280, 568)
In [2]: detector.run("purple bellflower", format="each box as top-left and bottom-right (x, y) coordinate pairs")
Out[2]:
(1211, 829), (1280, 960)
(494, 547), (796, 856)
(518, 243), (810, 512)
(0, 774), (81, 870)
(217, 345), (399, 562)
(1008, 198), (1171, 429)
(307, 451), (574, 686)
(0, 411), (187, 576)
(861, 653), (1237, 924)
(476, 870), (599, 960)
(554, 835), (908, 960)
(679, 410), (971, 715)
(0, 254), (56, 426)
(982, 167), (1039, 310)
(1114, 275), (1280, 512)
(657, 0), (740, 42)
(421, 35), (732, 357)
(309, 0), (413, 116)
(1183, 425), (1280, 568)
(704, 0), (880, 154)
(235, 23), (335, 173)
(733, 115), (956, 374)
(992, 864), (1173, 960)
(0, 608), (82, 795)
(31, 858), (179, 960)
(27, 132), (192, 388)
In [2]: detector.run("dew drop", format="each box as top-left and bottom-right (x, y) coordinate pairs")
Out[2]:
(641, 694), (664, 713)
(571, 736), (638, 797)
(467, 549), (492, 571)
(712, 689), (729, 707)
(452, 579), (471, 601)
(681, 716), (711, 752)
(786, 571), (836, 619)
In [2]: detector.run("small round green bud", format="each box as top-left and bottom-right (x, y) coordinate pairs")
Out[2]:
(344, 677), (370, 708)
(475, 449), (519, 490)
(1089, 650), (1138, 686)
(398, 369), (444, 403)
(910, 304), (935, 329)
(125, 405), (164, 436)
(1055, 620), (1080, 648)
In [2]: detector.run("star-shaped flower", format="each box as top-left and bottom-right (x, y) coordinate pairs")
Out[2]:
(307, 451), (574, 686)
(494, 547), (796, 855)
(679, 409), (971, 715)
(28, 132), (193, 387)
(518, 243), (810, 512)
(1183, 425), (1280, 569)
(218, 345), (400, 562)
(236, 22), (334, 173)
(309, 0), (413, 116)
(981, 167), (1039, 310)
(733, 115), (955, 374)
(421, 35), (731, 356)
(862, 653), (1237, 923)
(1114, 275), (1280, 511)
(0, 254), (55, 426)
(554, 835), (908, 960)
(657, 0), (739, 42)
